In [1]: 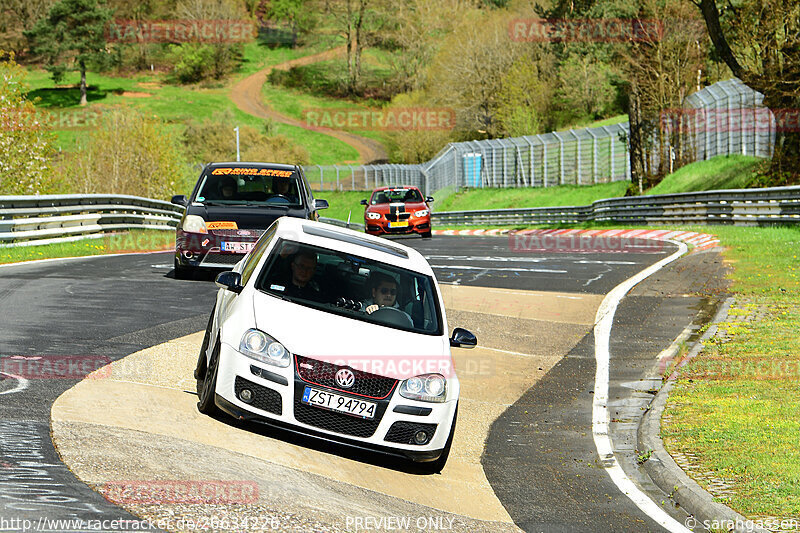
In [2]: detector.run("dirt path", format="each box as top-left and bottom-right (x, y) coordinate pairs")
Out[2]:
(230, 47), (389, 165)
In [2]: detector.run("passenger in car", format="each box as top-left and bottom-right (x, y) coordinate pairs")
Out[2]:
(283, 251), (323, 302)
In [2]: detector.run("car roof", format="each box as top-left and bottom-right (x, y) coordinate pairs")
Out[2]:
(206, 162), (299, 171)
(371, 185), (421, 192)
(272, 218), (434, 276)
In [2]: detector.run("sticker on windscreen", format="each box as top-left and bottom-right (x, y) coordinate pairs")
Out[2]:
(270, 284), (285, 291)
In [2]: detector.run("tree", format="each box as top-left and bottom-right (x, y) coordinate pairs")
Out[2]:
(493, 54), (556, 137)
(0, 52), (57, 195)
(24, 0), (112, 106)
(328, 0), (385, 94)
(620, 0), (707, 181)
(694, 0), (800, 179)
(0, 0), (54, 53)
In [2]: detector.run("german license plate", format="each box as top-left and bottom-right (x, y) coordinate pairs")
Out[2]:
(388, 221), (409, 228)
(221, 241), (254, 253)
(301, 386), (376, 419)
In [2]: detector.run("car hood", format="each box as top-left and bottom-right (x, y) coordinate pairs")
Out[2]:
(187, 205), (306, 230)
(367, 201), (427, 214)
(251, 290), (451, 380)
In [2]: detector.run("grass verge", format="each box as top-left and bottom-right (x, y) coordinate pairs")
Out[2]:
(661, 225), (800, 519)
(646, 155), (764, 195)
(0, 230), (174, 265)
(435, 182), (629, 211)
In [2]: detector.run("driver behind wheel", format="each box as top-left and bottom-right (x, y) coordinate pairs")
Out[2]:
(363, 272), (404, 315)
(271, 176), (297, 202)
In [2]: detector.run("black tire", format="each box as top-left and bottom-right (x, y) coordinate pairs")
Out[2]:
(174, 258), (192, 280)
(194, 307), (215, 380)
(421, 231), (432, 239)
(421, 403), (457, 474)
(197, 340), (220, 415)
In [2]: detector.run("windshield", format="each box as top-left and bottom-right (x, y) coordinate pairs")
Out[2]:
(195, 168), (303, 206)
(371, 188), (423, 204)
(255, 239), (442, 335)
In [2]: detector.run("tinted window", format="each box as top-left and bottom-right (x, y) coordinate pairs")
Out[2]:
(370, 188), (422, 204)
(255, 239), (442, 335)
(195, 168), (304, 207)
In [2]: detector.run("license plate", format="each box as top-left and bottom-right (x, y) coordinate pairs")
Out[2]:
(221, 241), (254, 253)
(301, 386), (376, 419)
(388, 221), (409, 228)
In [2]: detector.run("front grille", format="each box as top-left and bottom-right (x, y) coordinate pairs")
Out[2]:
(386, 213), (411, 222)
(295, 355), (397, 399)
(293, 399), (382, 437)
(201, 252), (244, 266)
(235, 376), (282, 415)
(385, 421), (438, 445)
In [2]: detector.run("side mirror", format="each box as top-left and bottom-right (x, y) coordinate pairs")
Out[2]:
(215, 271), (243, 294)
(426, 196), (434, 203)
(171, 195), (189, 207)
(360, 199), (368, 206)
(314, 199), (329, 210)
(449, 327), (477, 348)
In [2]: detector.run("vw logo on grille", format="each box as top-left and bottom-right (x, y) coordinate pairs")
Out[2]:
(335, 369), (355, 389)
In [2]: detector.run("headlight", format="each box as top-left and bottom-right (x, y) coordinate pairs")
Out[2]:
(399, 373), (446, 403)
(182, 215), (208, 234)
(414, 209), (429, 217)
(366, 212), (381, 220)
(239, 329), (290, 367)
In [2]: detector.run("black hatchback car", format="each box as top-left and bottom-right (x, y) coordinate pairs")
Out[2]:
(170, 162), (328, 279)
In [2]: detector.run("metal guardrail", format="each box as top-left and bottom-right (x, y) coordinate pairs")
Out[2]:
(0, 194), (183, 247)
(431, 186), (800, 227)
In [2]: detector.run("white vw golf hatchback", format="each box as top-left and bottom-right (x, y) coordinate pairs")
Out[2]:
(195, 217), (477, 472)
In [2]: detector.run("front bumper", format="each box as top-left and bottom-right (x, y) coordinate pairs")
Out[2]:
(364, 218), (431, 236)
(175, 229), (263, 270)
(213, 343), (457, 462)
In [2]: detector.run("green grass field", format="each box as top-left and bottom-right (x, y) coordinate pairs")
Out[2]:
(315, 191), (370, 222)
(434, 182), (629, 212)
(23, 44), (359, 165)
(646, 155), (764, 195)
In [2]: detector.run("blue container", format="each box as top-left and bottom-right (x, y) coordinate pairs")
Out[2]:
(463, 153), (482, 187)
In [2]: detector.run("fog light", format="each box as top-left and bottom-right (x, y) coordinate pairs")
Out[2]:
(414, 430), (428, 445)
(239, 388), (254, 403)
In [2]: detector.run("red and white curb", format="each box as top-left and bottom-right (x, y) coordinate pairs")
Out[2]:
(432, 228), (720, 252)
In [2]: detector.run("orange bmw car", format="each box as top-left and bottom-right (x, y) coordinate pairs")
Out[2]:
(361, 186), (433, 238)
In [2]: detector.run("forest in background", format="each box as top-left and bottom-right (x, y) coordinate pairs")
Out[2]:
(1, 0), (797, 197)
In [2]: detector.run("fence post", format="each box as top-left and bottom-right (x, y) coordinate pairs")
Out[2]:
(335, 166), (340, 190)
(524, 137), (535, 187)
(540, 135), (548, 188)
(553, 132), (565, 185)
(587, 129), (598, 183)
(570, 129), (581, 185)
(318, 165), (323, 191)
(625, 126), (631, 179)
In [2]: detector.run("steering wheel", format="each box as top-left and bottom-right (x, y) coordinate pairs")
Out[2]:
(267, 194), (292, 204)
(370, 306), (414, 328)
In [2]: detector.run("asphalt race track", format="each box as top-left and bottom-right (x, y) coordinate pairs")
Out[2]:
(0, 236), (726, 532)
